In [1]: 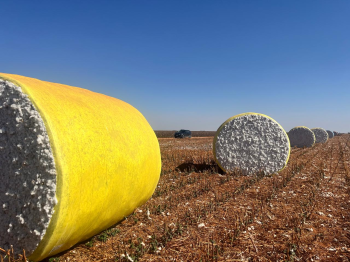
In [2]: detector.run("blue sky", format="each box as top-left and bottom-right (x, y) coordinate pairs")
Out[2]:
(1, 1), (350, 132)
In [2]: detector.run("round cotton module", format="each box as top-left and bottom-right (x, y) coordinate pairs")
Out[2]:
(311, 128), (328, 143)
(288, 126), (316, 148)
(213, 112), (290, 175)
(0, 73), (161, 261)
(326, 130), (334, 139)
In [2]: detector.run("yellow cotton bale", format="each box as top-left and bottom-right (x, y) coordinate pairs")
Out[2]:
(0, 73), (161, 261)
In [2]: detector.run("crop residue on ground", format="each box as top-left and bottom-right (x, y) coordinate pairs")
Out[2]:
(2, 136), (350, 261)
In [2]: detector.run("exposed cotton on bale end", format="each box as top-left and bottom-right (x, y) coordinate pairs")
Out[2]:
(0, 73), (161, 261)
(326, 130), (334, 139)
(288, 126), (315, 148)
(0, 79), (57, 254)
(311, 128), (328, 143)
(213, 112), (290, 175)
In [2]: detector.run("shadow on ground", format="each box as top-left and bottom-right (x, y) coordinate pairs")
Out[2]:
(176, 163), (225, 174)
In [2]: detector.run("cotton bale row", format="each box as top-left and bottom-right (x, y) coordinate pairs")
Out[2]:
(213, 112), (290, 176)
(0, 73), (161, 261)
(311, 127), (329, 143)
(287, 126), (316, 148)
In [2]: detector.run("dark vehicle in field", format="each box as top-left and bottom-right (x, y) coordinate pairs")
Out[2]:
(174, 129), (192, 138)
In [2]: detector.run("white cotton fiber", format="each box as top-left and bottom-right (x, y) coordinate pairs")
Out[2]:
(0, 79), (57, 254)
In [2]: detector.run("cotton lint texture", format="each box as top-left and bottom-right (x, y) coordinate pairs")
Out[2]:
(0, 79), (57, 254)
(326, 130), (334, 139)
(214, 114), (290, 175)
(288, 126), (315, 148)
(311, 128), (329, 143)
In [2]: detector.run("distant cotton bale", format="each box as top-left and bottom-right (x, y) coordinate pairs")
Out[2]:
(288, 126), (315, 148)
(311, 128), (328, 143)
(213, 112), (290, 175)
(326, 130), (334, 139)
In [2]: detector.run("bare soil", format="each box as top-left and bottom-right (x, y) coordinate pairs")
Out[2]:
(2, 136), (350, 262)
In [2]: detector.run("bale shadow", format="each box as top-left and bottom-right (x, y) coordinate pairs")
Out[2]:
(176, 162), (225, 174)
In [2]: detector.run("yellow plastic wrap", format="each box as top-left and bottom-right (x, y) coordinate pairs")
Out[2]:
(0, 73), (161, 261)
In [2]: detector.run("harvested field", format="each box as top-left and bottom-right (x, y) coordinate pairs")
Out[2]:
(3, 136), (350, 262)
(155, 130), (216, 138)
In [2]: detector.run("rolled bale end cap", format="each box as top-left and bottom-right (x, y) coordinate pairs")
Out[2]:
(326, 130), (334, 139)
(0, 73), (161, 261)
(213, 112), (290, 176)
(0, 79), (57, 255)
(288, 126), (316, 148)
(311, 128), (328, 143)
